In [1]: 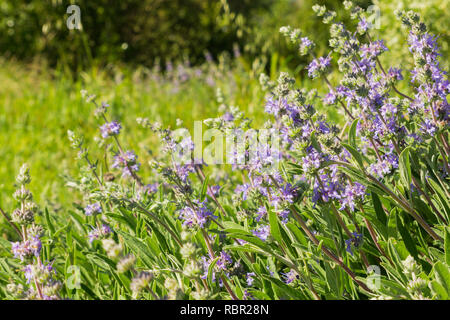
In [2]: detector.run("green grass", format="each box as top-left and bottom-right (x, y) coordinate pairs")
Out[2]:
(0, 59), (269, 212)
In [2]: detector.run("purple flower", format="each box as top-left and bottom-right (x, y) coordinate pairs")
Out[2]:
(200, 251), (232, 282)
(216, 251), (232, 271)
(312, 173), (342, 203)
(278, 209), (290, 224)
(280, 183), (297, 203)
(301, 37), (313, 47)
(246, 272), (256, 286)
(112, 150), (141, 177)
(265, 97), (289, 116)
(176, 164), (195, 182)
(255, 206), (267, 222)
(23, 263), (54, 284)
(29, 236), (42, 257)
(301, 122), (313, 138)
(11, 237), (41, 261)
(222, 112), (234, 122)
(301, 148), (322, 173)
(339, 182), (366, 211)
(178, 137), (195, 152)
(299, 37), (315, 55)
(178, 200), (216, 228)
(324, 91), (337, 105)
(307, 55), (331, 79)
(359, 40), (388, 59)
(380, 103), (397, 118)
(88, 224), (112, 243)
(235, 184), (251, 201)
(144, 183), (159, 194)
(252, 225), (270, 241)
(207, 185), (221, 198)
(282, 269), (299, 284)
(357, 17), (369, 33)
(421, 118), (437, 136)
(368, 157), (394, 179)
(100, 121), (121, 138)
(84, 202), (102, 216)
(388, 67), (403, 80)
(243, 290), (254, 300)
(23, 264), (34, 283)
(345, 232), (363, 256)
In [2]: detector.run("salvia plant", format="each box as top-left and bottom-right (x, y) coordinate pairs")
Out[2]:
(1, 1), (449, 300)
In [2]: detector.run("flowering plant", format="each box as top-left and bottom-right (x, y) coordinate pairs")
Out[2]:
(1, 1), (449, 300)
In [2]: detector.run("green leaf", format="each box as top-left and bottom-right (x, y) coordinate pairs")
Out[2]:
(86, 252), (115, 271)
(44, 207), (55, 236)
(226, 233), (273, 254)
(371, 192), (387, 226)
(109, 213), (136, 233)
(434, 261), (450, 294)
(223, 243), (266, 255)
(207, 257), (219, 287)
(310, 132), (322, 153)
(399, 147), (412, 187)
(286, 222), (307, 246)
(268, 210), (282, 245)
(445, 227), (450, 266)
(396, 213), (418, 259)
(80, 283), (100, 299)
(261, 274), (305, 299)
(117, 230), (155, 268)
(348, 118), (359, 147)
(200, 175), (210, 201)
(430, 280), (448, 299)
(342, 143), (364, 169)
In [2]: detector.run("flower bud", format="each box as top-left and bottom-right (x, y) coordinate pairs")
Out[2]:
(117, 254), (136, 273)
(130, 271), (153, 298)
(102, 239), (122, 259)
(16, 164), (31, 185)
(11, 208), (34, 225)
(13, 187), (32, 201)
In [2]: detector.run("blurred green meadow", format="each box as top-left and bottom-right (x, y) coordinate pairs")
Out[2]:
(0, 58), (268, 209)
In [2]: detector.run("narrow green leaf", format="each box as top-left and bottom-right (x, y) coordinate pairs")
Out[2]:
(117, 230), (155, 268)
(44, 207), (55, 236)
(445, 228), (450, 266)
(371, 192), (387, 226)
(396, 213), (418, 259)
(399, 147), (412, 187)
(286, 222), (307, 246)
(200, 175), (210, 201)
(348, 118), (359, 147)
(430, 280), (448, 299)
(342, 143), (364, 169)
(207, 257), (219, 287)
(434, 261), (450, 294)
(261, 275), (305, 299)
(268, 210), (282, 245)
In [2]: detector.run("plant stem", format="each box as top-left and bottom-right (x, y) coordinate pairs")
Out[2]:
(0, 207), (23, 240)
(201, 229), (238, 300)
(289, 206), (372, 293)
